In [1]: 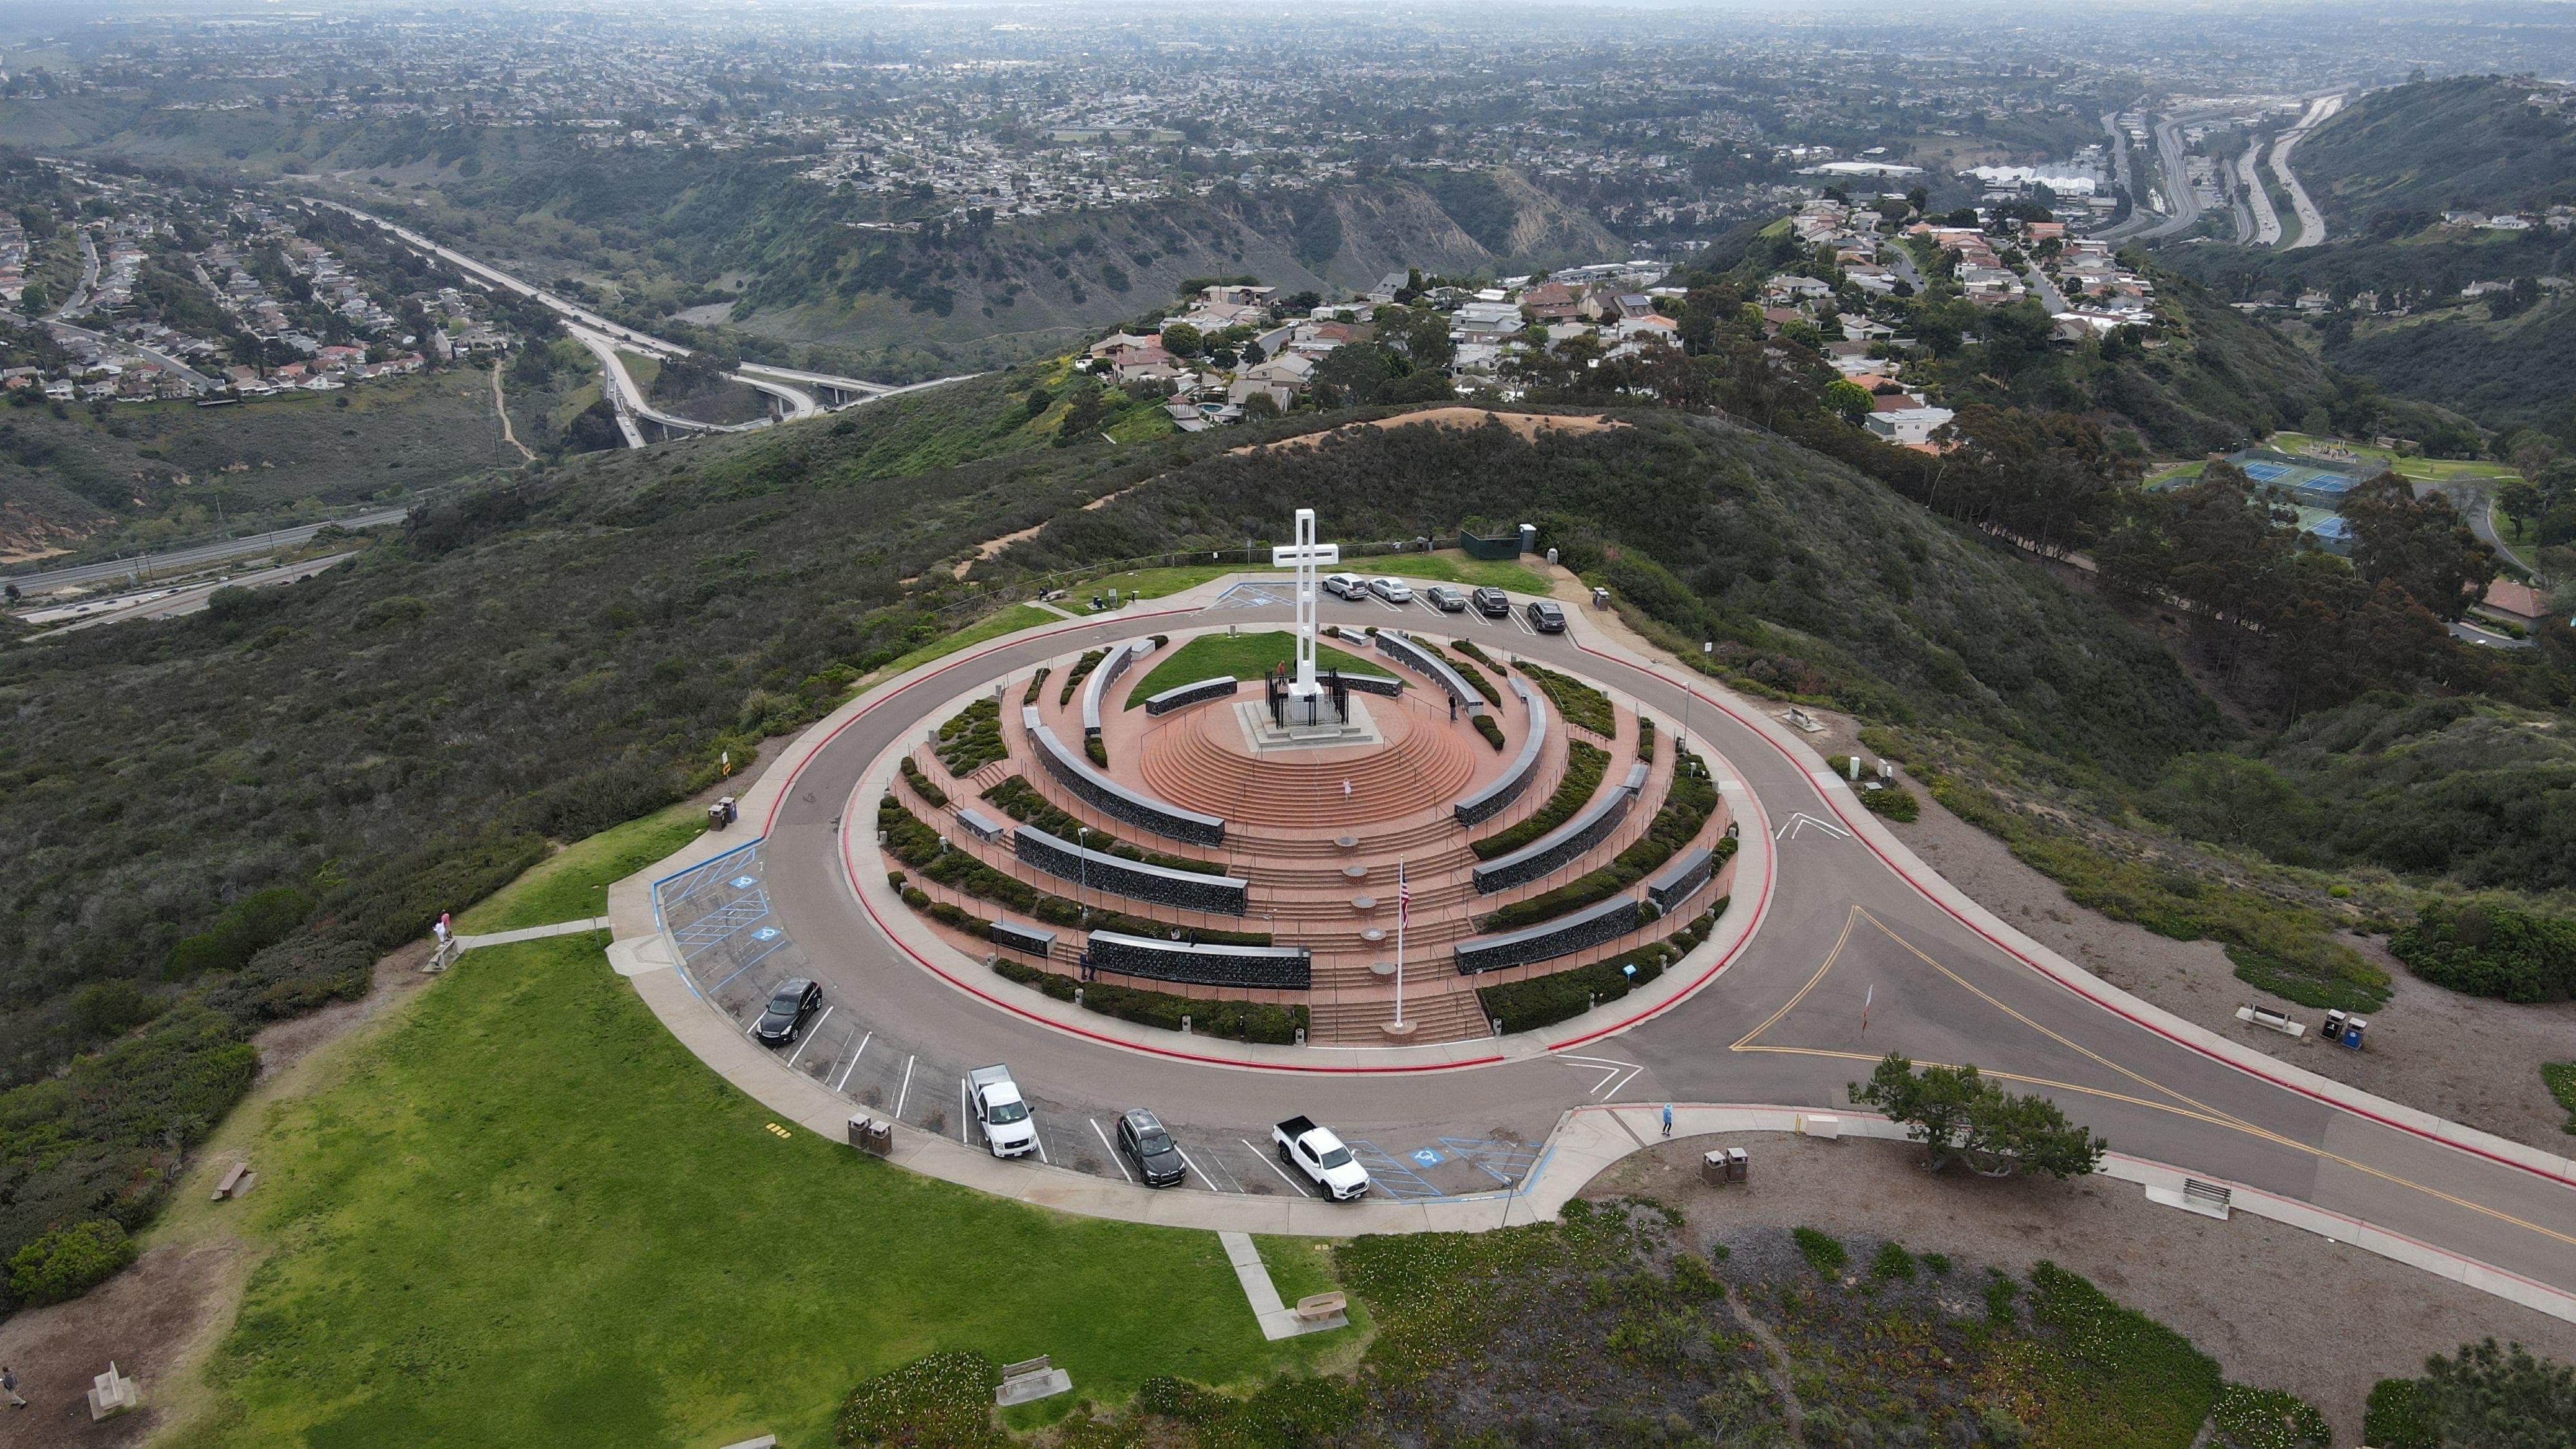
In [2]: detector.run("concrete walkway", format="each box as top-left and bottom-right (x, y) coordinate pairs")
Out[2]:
(457, 918), (611, 950)
(1220, 1231), (1347, 1338)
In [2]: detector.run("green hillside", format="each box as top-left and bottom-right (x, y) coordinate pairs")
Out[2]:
(2295, 76), (2576, 228)
(2325, 291), (2576, 445)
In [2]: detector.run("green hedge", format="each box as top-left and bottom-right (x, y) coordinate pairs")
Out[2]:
(1472, 714), (1506, 751)
(980, 775), (1227, 874)
(882, 795), (1266, 941)
(2391, 899), (2576, 1003)
(900, 756), (950, 808)
(1058, 648), (1108, 706)
(1473, 904), (1723, 1034)
(1478, 759), (1727, 933)
(2362, 1378), (2436, 1449)
(1472, 740), (1609, 860)
(1021, 666), (1050, 705)
(1636, 716), (1656, 761)
(1862, 784), (1918, 822)
(1514, 659), (1616, 737)
(933, 697), (1005, 777)
(990, 960), (1306, 1043)
(1425, 639), (1501, 705)
(5, 1218), (136, 1307)
(2212, 1384), (2330, 1449)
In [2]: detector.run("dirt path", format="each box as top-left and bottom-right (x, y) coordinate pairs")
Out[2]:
(0, 945), (440, 1443)
(1589, 1133), (2576, 1447)
(1232, 407), (1626, 458)
(491, 360), (535, 462)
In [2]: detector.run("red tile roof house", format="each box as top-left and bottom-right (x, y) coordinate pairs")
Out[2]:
(2476, 579), (2554, 632)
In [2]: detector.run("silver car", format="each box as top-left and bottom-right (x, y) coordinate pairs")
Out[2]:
(1424, 584), (1468, 612)
(1368, 577), (1415, 605)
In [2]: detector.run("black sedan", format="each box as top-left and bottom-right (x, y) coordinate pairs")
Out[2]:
(1470, 586), (1511, 618)
(753, 978), (823, 1045)
(1116, 1108), (1189, 1188)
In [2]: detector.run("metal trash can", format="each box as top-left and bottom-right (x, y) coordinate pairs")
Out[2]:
(849, 1117), (894, 1157)
(2341, 1017), (2368, 1050)
(2323, 1009), (2347, 1040)
(708, 795), (739, 830)
(1701, 1150), (1728, 1188)
(1727, 1147), (1748, 1183)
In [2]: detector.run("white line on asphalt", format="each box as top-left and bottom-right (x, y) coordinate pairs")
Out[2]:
(1195, 1144), (1247, 1193)
(959, 1078), (970, 1144)
(835, 1030), (873, 1092)
(895, 1054), (916, 1119)
(784, 1005), (833, 1068)
(1244, 1137), (1314, 1197)
(1175, 1146), (1231, 1193)
(1091, 1118), (1133, 1182)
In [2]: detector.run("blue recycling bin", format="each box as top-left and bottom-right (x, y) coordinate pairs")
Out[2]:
(2338, 1018), (2367, 1050)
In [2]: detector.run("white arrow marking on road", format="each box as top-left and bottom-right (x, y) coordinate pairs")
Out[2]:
(1774, 812), (1853, 842)
(1558, 1052), (1646, 1099)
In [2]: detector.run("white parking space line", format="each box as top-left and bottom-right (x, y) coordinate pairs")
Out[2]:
(783, 1006), (833, 1068)
(1243, 1137), (1314, 1197)
(1032, 1122), (1051, 1165)
(1091, 1118), (1133, 1182)
(895, 1054), (916, 1119)
(1511, 611), (1537, 635)
(1175, 1146), (1231, 1193)
(834, 1030), (873, 1092)
(958, 1078), (970, 1144)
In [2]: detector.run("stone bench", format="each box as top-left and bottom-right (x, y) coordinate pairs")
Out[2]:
(1143, 675), (1240, 716)
(1472, 761), (1650, 895)
(1294, 1291), (1348, 1321)
(954, 807), (1006, 844)
(996, 1354), (1072, 1406)
(1646, 846), (1716, 914)
(1012, 826), (1249, 916)
(1373, 629), (1485, 713)
(1454, 675), (1548, 826)
(2234, 1005), (2306, 1037)
(1084, 931), (1311, 990)
(988, 918), (1057, 958)
(1024, 706), (1226, 845)
(1452, 896), (1642, 975)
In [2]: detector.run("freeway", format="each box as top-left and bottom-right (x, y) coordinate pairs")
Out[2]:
(654, 579), (2576, 1309)
(2, 507), (412, 591)
(2239, 146), (2284, 246)
(2272, 93), (2343, 250)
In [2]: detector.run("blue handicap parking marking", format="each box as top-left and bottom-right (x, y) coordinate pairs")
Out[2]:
(752, 927), (781, 942)
(732, 875), (758, 889)
(1410, 1148), (1444, 1166)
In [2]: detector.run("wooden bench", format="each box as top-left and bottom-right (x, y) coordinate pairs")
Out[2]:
(213, 1162), (253, 1201)
(1294, 1291), (1347, 1322)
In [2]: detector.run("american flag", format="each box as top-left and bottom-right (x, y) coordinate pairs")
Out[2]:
(1397, 862), (1410, 927)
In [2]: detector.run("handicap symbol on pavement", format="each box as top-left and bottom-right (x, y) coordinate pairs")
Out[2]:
(732, 875), (759, 889)
(1410, 1148), (1444, 1166)
(752, 927), (781, 942)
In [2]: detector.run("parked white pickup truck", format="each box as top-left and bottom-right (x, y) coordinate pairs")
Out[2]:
(968, 1065), (1037, 1158)
(1272, 1115), (1370, 1200)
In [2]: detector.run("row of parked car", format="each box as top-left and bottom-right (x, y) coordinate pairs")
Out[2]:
(753, 992), (1376, 1200)
(1319, 574), (1567, 633)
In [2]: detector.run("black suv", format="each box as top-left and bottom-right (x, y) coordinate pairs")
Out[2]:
(1116, 1108), (1188, 1188)
(1470, 586), (1511, 618)
(1526, 600), (1567, 634)
(753, 978), (822, 1045)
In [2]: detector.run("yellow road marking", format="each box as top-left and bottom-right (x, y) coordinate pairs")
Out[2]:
(1732, 906), (2576, 1253)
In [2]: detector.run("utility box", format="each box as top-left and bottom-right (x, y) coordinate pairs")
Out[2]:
(1795, 1113), (1842, 1140)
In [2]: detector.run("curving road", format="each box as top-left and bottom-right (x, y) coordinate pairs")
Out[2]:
(2272, 93), (2343, 250)
(665, 582), (2576, 1308)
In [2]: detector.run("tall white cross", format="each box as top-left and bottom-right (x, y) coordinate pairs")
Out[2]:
(1269, 507), (1340, 699)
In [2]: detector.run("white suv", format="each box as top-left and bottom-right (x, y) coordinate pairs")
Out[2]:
(1321, 572), (1367, 600)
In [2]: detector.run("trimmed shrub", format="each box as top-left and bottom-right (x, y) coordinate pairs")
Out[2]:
(1477, 757), (1723, 933)
(980, 776), (1226, 874)
(900, 756), (950, 808)
(990, 960), (1305, 1043)
(1472, 714), (1506, 750)
(6, 1218), (136, 1307)
(933, 697), (1005, 777)
(1472, 740), (1609, 860)
(1513, 658), (1616, 737)
(1021, 666), (1050, 705)
(1862, 783), (1919, 822)
(1058, 648), (1108, 706)
(2362, 1378), (2437, 1449)
(1084, 735), (1109, 768)
(1636, 716), (1656, 761)
(1870, 1240), (1916, 1280)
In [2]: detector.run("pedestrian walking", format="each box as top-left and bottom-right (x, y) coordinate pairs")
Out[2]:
(3, 1365), (24, 1408)
(1661, 1104), (1673, 1138)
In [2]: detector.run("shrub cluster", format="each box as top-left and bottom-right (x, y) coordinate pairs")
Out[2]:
(1636, 716), (1657, 761)
(2211, 1383), (2332, 1449)
(1472, 739), (1609, 860)
(933, 697), (1004, 777)
(899, 756), (949, 808)
(1422, 638), (1501, 705)
(1862, 783), (1920, 822)
(1793, 1227), (1848, 1276)
(2390, 898), (2576, 1003)
(1057, 648), (1108, 706)
(990, 960), (1305, 1043)
(833, 1350), (1004, 1449)
(878, 794), (1037, 911)
(980, 775), (1226, 873)
(1020, 666), (1050, 706)
(1472, 714), (1506, 750)
(1477, 756), (1723, 933)
(1473, 905), (1721, 1034)
(1514, 658), (1617, 737)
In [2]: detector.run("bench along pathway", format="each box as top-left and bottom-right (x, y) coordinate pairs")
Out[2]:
(1218, 1230), (1349, 1340)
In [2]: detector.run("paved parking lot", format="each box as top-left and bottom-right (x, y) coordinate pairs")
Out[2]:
(652, 838), (1577, 1202)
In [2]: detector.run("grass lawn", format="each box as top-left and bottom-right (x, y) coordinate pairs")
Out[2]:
(1092, 549), (1549, 603)
(156, 931), (1347, 1449)
(871, 603), (1061, 682)
(455, 802), (708, 933)
(616, 350), (663, 395)
(1127, 630), (1379, 706)
(2546, 1061), (2576, 1135)
(2266, 431), (2519, 484)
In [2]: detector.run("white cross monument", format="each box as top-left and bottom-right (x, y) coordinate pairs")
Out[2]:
(1269, 507), (1340, 705)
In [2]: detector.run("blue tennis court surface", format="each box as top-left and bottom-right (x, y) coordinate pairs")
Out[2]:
(2239, 460), (2293, 482)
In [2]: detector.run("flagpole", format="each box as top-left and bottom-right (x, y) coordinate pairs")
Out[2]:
(1394, 858), (1406, 1028)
